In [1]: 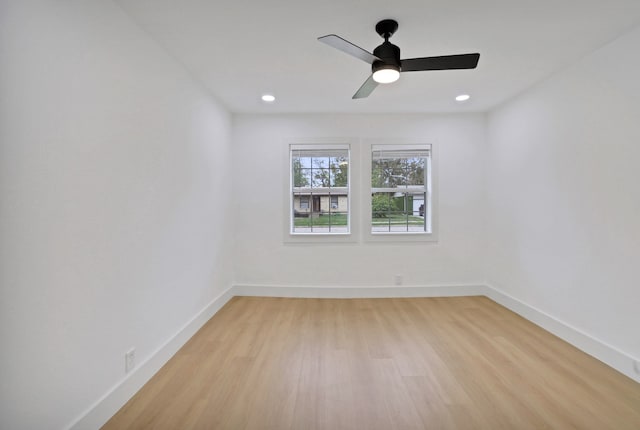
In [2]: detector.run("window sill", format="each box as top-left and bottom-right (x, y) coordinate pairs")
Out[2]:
(284, 231), (357, 244)
(365, 231), (438, 243)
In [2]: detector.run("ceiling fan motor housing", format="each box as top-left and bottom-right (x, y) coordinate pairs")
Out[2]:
(372, 41), (401, 74)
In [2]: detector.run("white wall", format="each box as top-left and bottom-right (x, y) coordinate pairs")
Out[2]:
(486, 26), (640, 364)
(0, 1), (233, 429)
(232, 114), (487, 288)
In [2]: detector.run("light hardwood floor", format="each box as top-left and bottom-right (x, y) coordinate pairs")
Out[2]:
(103, 296), (640, 429)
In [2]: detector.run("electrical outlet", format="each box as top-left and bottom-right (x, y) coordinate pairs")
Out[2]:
(394, 274), (403, 286)
(125, 348), (136, 373)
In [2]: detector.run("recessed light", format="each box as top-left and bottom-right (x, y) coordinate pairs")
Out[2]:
(455, 94), (470, 102)
(261, 94), (276, 102)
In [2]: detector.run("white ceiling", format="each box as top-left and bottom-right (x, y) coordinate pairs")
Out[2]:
(116, 0), (640, 114)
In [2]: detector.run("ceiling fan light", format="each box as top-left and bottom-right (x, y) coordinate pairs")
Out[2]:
(372, 67), (400, 84)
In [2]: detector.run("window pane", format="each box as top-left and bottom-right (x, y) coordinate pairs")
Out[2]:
(294, 156), (312, 168)
(371, 145), (430, 234)
(291, 145), (349, 235)
(329, 155), (348, 187)
(330, 156), (347, 166)
(371, 192), (426, 233)
(293, 166), (311, 187)
(390, 167), (406, 186)
(405, 158), (425, 186)
(292, 193), (311, 232)
(312, 168), (330, 188)
(312, 156), (329, 168)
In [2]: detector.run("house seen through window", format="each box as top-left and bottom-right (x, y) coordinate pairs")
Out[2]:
(290, 144), (349, 234)
(371, 144), (431, 234)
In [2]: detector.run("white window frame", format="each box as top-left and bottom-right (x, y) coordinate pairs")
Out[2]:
(363, 141), (438, 243)
(284, 140), (358, 243)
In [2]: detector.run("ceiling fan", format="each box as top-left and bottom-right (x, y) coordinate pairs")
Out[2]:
(318, 19), (480, 99)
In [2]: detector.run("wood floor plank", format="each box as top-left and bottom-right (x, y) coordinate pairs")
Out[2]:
(102, 296), (640, 429)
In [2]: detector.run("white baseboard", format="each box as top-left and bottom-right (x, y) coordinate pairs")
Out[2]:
(484, 283), (640, 383)
(67, 286), (235, 430)
(233, 283), (486, 298)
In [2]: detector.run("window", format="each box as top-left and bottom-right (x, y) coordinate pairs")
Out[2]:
(290, 144), (349, 234)
(371, 144), (431, 234)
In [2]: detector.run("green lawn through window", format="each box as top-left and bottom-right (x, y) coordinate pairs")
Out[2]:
(372, 214), (424, 226)
(294, 213), (424, 227)
(294, 213), (348, 227)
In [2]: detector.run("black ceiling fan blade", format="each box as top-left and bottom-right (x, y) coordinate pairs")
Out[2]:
(401, 53), (480, 72)
(318, 34), (380, 64)
(352, 74), (378, 99)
